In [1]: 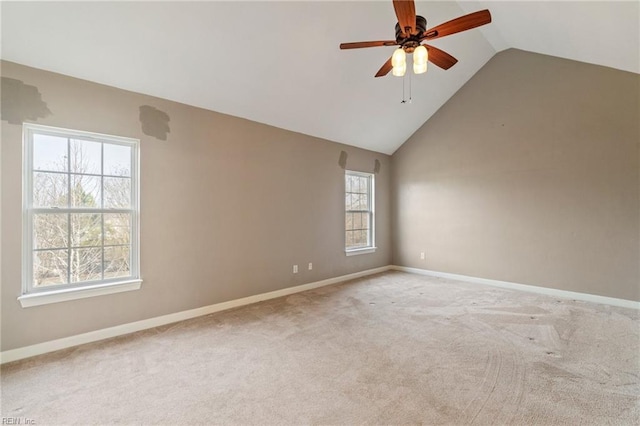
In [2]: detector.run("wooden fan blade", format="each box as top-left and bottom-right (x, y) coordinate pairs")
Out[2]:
(340, 40), (398, 49)
(393, 0), (417, 36)
(421, 10), (491, 40)
(424, 44), (458, 70)
(375, 57), (393, 78)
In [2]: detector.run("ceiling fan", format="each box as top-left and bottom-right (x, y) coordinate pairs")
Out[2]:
(339, 0), (492, 77)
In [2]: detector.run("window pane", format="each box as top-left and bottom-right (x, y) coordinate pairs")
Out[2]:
(345, 193), (354, 210)
(346, 213), (358, 230)
(104, 144), (131, 177)
(104, 213), (130, 246)
(70, 139), (101, 175)
(71, 213), (102, 247)
(357, 194), (369, 210)
(34, 249), (68, 287)
(349, 194), (358, 210)
(70, 247), (102, 283)
(33, 172), (68, 208)
(346, 230), (354, 248)
(33, 134), (68, 172)
(360, 177), (369, 194)
(354, 177), (362, 193)
(34, 213), (68, 249)
(104, 177), (131, 208)
(346, 212), (354, 230)
(353, 230), (368, 247)
(70, 174), (101, 208)
(351, 194), (369, 210)
(363, 213), (370, 230)
(353, 212), (362, 229)
(346, 230), (368, 249)
(104, 246), (130, 279)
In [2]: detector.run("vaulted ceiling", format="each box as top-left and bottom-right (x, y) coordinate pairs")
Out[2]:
(2, 1), (638, 154)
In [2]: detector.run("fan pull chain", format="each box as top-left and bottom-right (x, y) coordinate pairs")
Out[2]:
(401, 71), (412, 104)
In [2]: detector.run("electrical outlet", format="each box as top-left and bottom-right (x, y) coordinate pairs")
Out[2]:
(308, 263), (313, 270)
(420, 252), (425, 260)
(293, 265), (298, 274)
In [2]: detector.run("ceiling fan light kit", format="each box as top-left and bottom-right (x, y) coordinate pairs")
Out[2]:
(392, 62), (407, 77)
(339, 0), (492, 78)
(412, 45), (428, 75)
(391, 48), (407, 76)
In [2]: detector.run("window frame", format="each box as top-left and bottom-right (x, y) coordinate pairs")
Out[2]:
(344, 170), (376, 256)
(20, 123), (141, 307)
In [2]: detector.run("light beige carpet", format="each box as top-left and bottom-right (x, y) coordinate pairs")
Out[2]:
(1, 271), (638, 425)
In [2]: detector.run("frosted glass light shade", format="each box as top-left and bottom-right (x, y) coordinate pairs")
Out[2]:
(414, 45), (428, 64)
(391, 48), (406, 77)
(413, 62), (427, 74)
(392, 63), (406, 77)
(391, 48), (406, 67)
(413, 45), (428, 74)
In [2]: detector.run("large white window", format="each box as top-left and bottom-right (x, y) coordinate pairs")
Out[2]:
(345, 170), (375, 255)
(20, 124), (140, 307)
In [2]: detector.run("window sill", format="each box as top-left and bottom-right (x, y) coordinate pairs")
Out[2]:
(345, 247), (377, 256)
(18, 279), (143, 308)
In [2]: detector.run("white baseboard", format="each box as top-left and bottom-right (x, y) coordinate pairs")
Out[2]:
(0, 266), (391, 364)
(391, 265), (640, 310)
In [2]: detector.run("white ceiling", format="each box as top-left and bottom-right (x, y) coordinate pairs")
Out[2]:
(2, 1), (638, 155)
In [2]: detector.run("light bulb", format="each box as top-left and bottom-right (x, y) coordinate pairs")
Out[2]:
(413, 61), (427, 74)
(391, 48), (406, 67)
(413, 45), (428, 65)
(392, 63), (406, 77)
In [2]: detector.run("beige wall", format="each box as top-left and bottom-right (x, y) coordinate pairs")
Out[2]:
(1, 61), (392, 351)
(392, 49), (640, 301)
(2, 47), (638, 352)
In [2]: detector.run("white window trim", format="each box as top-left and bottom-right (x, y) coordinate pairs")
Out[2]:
(345, 170), (376, 255)
(21, 123), (142, 307)
(18, 279), (142, 307)
(345, 247), (377, 256)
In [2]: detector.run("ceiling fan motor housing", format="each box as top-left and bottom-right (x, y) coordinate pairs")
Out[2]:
(395, 16), (427, 52)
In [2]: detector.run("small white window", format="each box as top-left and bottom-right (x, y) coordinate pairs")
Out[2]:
(345, 170), (375, 255)
(20, 124), (140, 306)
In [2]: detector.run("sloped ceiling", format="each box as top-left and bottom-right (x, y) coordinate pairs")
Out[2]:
(1, 1), (638, 155)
